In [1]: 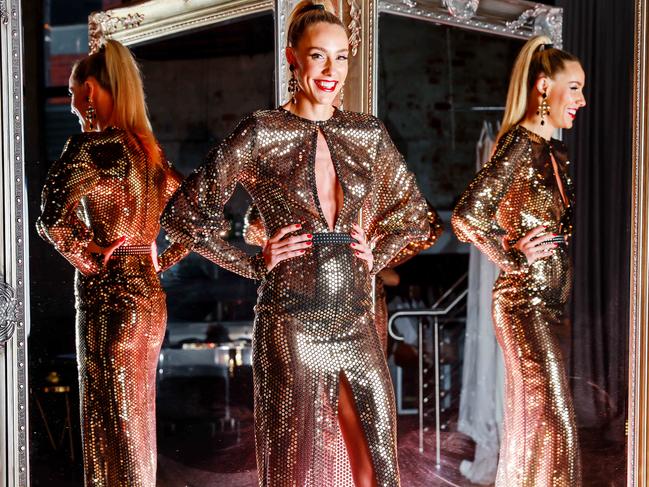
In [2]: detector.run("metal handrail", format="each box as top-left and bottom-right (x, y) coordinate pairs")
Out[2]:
(386, 272), (468, 468)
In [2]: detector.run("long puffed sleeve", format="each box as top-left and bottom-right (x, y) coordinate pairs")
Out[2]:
(387, 202), (443, 268)
(161, 115), (266, 279)
(243, 204), (266, 247)
(37, 135), (102, 276)
(366, 122), (430, 275)
(451, 129), (530, 273)
(157, 165), (190, 272)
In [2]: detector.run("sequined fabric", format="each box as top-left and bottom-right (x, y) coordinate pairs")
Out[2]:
(37, 128), (187, 486)
(452, 125), (581, 486)
(162, 107), (430, 486)
(244, 204), (442, 355)
(374, 205), (443, 352)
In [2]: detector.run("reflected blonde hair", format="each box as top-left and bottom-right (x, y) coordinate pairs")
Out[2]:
(287, 0), (344, 48)
(72, 40), (161, 167)
(498, 35), (580, 141)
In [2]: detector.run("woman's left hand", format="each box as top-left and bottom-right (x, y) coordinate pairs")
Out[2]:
(351, 223), (373, 271)
(87, 236), (126, 266)
(151, 241), (161, 272)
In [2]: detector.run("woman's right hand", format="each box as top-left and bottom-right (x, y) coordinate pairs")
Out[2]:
(512, 226), (559, 265)
(87, 236), (126, 266)
(262, 224), (312, 272)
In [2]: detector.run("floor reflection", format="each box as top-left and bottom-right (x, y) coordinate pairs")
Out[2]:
(156, 412), (626, 487)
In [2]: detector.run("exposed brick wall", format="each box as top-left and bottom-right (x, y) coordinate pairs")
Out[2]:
(49, 53), (82, 88)
(378, 15), (522, 210)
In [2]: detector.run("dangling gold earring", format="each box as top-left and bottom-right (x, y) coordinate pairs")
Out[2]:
(85, 97), (96, 131)
(339, 84), (345, 111)
(288, 65), (299, 104)
(537, 91), (550, 126)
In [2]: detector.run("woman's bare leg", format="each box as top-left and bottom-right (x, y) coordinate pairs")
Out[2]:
(338, 373), (378, 487)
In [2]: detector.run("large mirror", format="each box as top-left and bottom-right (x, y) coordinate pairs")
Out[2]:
(375, 2), (629, 485)
(2, 0), (646, 485)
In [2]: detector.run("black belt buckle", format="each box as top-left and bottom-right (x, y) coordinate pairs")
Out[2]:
(545, 235), (567, 245)
(311, 232), (357, 245)
(112, 245), (151, 256)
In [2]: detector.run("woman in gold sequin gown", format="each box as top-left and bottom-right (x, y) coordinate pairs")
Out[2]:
(37, 41), (187, 486)
(452, 36), (586, 486)
(162, 2), (430, 486)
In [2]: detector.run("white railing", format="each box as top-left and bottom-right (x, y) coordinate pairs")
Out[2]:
(388, 272), (468, 468)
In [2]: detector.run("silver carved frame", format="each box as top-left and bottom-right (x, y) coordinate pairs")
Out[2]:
(1, 0), (29, 486)
(3, 0), (647, 484)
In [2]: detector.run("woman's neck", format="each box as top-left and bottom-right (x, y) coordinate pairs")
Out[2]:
(284, 95), (334, 122)
(519, 107), (555, 141)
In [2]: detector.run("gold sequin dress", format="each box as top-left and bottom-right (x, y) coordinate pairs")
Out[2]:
(244, 203), (442, 354)
(452, 125), (581, 486)
(161, 107), (430, 487)
(37, 128), (188, 487)
(375, 205), (443, 352)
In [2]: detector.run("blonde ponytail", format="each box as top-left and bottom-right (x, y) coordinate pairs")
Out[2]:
(72, 40), (162, 167)
(287, 0), (344, 48)
(498, 35), (580, 141)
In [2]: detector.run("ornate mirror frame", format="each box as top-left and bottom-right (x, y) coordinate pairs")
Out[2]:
(2, 0), (648, 484)
(630, 1), (649, 485)
(1, 0), (28, 485)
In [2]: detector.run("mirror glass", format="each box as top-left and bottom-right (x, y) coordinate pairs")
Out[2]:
(377, 11), (627, 486)
(25, 2), (629, 486)
(28, 9), (274, 485)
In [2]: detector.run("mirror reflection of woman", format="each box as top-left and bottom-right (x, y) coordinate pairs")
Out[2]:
(161, 2), (431, 485)
(452, 36), (586, 486)
(36, 40), (188, 486)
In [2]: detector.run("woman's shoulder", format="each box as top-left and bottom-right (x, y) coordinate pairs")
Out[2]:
(494, 125), (536, 153)
(60, 127), (128, 158)
(335, 109), (383, 129)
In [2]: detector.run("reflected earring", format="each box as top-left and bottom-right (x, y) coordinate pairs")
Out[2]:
(85, 97), (96, 130)
(537, 91), (550, 126)
(288, 65), (299, 104)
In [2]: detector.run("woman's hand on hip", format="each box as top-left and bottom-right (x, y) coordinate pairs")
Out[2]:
(513, 226), (559, 265)
(351, 223), (373, 271)
(262, 224), (312, 272)
(151, 241), (161, 272)
(87, 236), (126, 266)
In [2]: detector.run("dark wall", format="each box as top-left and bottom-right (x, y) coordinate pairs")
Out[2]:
(378, 15), (522, 210)
(559, 0), (633, 444)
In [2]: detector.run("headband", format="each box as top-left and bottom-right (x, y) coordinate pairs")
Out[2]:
(301, 3), (325, 13)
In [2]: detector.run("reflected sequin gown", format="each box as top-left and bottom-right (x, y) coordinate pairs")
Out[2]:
(452, 125), (581, 486)
(161, 108), (430, 487)
(37, 128), (188, 487)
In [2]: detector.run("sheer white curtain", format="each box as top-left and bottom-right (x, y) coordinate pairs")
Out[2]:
(457, 121), (504, 485)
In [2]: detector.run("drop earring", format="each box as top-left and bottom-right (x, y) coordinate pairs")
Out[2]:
(288, 65), (299, 104)
(537, 91), (550, 126)
(339, 84), (345, 111)
(85, 97), (96, 131)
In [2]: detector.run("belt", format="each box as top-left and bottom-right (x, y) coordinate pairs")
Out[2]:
(311, 232), (357, 245)
(112, 245), (151, 256)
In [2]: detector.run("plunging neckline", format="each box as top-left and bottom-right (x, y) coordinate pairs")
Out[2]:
(310, 129), (345, 232)
(517, 125), (570, 209)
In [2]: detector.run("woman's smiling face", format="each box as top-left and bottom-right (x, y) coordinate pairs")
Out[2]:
(287, 21), (349, 108)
